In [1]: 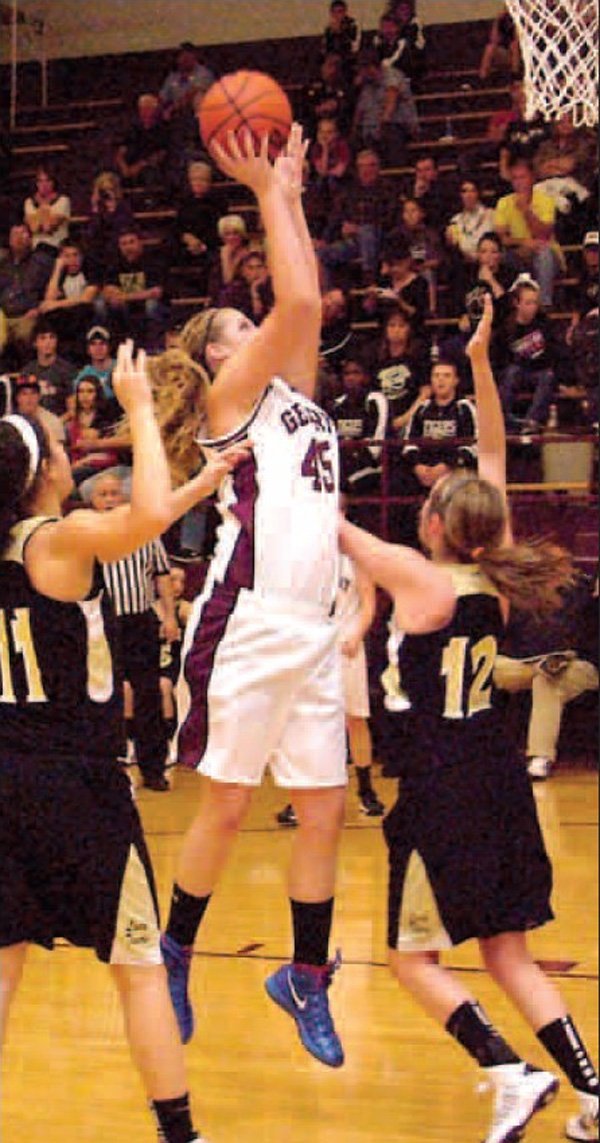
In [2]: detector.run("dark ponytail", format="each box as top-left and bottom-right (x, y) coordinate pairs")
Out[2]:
(0, 417), (48, 555)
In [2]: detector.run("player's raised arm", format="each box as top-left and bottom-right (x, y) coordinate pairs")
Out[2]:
(466, 293), (507, 502)
(203, 127), (321, 425)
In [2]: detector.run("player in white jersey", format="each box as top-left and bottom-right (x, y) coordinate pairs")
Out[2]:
(153, 126), (348, 1069)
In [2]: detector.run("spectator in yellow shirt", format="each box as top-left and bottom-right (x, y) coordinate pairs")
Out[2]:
(495, 158), (563, 306)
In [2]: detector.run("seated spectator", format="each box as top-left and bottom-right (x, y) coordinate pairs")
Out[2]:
(381, 1), (427, 86)
(364, 236), (430, 335)
(478, 6), (521, 80)
(441, 232), (515, 386)
(0, 223), (54, 367)
(320, 0), (362, 84)
(494, 570), (599, 781)
(446, 178), (496, 265)
(84, 171), (135, 277)
(374, 307), (430, 435)
(73, 325), (116, 407)
(13, 374), (65, 443)
(206, 213), (250, 303)
(316, 148), (397, 288)
(39, 237), (100, 357)
(158, 41), (215, 123)
(171, 160), (220, 284)
(564, 231), (598, 425)
(408, 154), (455, 232)
(114, 93), (169, 198)
(496, 275), (558, 431)
(351, 48), (419, 167)
(23, 164), (71, 253)
(330, 353), (388, 505)
(101, 227), (169, 347)
(499, 103), (551, 184)
(495, 157), (563, 306)
(66, 374), (121, 486)
(301, 158), (333, 241)
(309, 116), (352, 189)
(533, 113), (596, 244)
(319, 287), (355, 379)
(302, 51), (354, 137)
(372, 11), (403, 69)
(20, 320), (75, 417)
(402, 358), (477, 489)
(217, 247), (274, 323)
(458, 78), (525, 195)
(389, 196), (442, 312)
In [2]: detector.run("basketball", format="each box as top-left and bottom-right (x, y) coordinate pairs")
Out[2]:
(198, 70), (293, 159)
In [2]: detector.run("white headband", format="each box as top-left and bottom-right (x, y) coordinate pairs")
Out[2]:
(3, 415), (41, 492)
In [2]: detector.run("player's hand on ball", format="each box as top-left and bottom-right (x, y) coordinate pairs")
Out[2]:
(210, 130), (272, 194)
(112, 340), (153, 412)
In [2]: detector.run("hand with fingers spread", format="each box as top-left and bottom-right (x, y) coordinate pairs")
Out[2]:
(273, 122), (309, 203)
(111, 340), (153, 414)
(209, 130), (274, 195)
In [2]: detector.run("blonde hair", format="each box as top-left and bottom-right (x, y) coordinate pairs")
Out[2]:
(93, 170), (123, 201)
(217, 213), (247, 239)
(147, 348), (210, 486)
(428, 472), (574, 614)
(179, 306), (232, 374)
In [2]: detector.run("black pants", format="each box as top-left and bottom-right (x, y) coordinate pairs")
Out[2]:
(117, 611), (167, 780)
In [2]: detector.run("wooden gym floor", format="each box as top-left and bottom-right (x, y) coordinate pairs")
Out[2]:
(2, 766), (597, 1142)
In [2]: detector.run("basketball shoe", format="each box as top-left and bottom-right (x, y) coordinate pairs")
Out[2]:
(358, 789), (385, 817)
(156, 1129), (208, 1143)
(160, 933), (195, 1044)
(482, 1062), (559, 1142)
(566, 1092), (599, 1141)
(265, 953), (344, 1068)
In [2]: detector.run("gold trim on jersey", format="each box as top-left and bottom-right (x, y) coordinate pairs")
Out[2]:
(445, 563), (500, 600)
(109, 844), (161, 966)
(396, 849), (453, 953)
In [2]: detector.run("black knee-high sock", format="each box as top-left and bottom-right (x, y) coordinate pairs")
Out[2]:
(446, 1001), (522, 1068)
(150, 1094), (196, 1143)
(166, 883), (212, 948)
(165, 715), (177, 741)
(538, 1016), (599, 1094)
(291, 898), (334, 966)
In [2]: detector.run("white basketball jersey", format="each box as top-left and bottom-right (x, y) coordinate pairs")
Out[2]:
(335, 553), (361, 635)
(198, 378), (340, 610)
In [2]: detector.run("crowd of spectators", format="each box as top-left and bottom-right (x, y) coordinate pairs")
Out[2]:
(0, 3), (597, 545)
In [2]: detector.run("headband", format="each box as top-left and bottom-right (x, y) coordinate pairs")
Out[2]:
(193, 308), (219, 375)
(3, 415), (41, 492)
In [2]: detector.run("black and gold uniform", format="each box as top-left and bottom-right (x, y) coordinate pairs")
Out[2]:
(0, 517), (161, 964)
(384, 564), (553, 952)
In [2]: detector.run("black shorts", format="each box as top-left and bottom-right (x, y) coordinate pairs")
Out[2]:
(0, 752), (161, 964)
(385, 746), (554, 951)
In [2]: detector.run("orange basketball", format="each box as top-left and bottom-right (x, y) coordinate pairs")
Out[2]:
(198, 70), (292, 160)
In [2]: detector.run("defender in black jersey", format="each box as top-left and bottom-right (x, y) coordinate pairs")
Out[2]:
(0, 343), (248, 1142)
(339, 296), (599, 1143)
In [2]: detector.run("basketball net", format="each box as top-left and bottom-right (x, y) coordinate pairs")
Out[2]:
(505, 0), (598, 126)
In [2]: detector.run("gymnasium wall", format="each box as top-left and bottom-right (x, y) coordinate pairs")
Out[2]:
(8, 0), (500, 61)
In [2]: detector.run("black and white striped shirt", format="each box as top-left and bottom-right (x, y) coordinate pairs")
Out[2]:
(102, 539), (171, 617)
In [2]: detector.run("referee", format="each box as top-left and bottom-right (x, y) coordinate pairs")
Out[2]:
(90, 470), (177, 790)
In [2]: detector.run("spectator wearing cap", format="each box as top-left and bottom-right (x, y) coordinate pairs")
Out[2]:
(0, 223), (54, 366)
(20, 320), (76, 418)
(495, 275), (561, 432)
(101, 228), (168, 348)
(13, 374), (65, 443)
(72, 326), (116, 406)
(495, 157), (563, 307)
(363, 236), (430, 336)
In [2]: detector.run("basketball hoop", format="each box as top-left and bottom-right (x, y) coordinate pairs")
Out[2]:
(505, 0), (598, 126)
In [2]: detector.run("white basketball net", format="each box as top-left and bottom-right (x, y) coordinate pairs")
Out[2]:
(505, 0), (598, 126)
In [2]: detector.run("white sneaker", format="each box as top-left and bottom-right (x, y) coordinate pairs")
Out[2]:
(527, 756), (553, 781)
(566, 1092), (599, 1141)
(483, 1063), (559, 1143)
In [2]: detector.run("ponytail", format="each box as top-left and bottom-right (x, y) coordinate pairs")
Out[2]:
(147, 348), (210, 487)
(477, 537), (575, 615)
